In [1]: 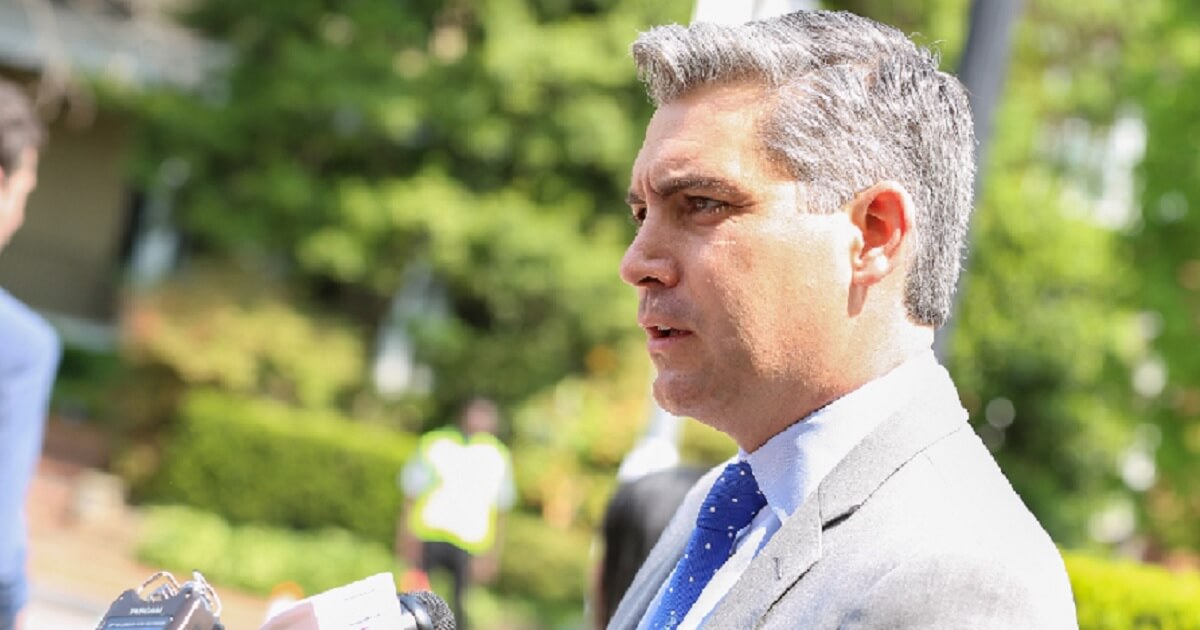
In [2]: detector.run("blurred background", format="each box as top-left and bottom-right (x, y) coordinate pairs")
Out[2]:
(3, 0), (1200, 627)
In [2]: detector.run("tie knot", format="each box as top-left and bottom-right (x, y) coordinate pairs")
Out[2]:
(696, 461), (765, 532)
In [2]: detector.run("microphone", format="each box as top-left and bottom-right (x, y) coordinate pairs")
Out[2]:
(398, 590), (456, 630)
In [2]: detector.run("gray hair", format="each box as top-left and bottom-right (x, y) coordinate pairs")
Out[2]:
(632, 10), (975, 328)
(0, 78), (45, 174)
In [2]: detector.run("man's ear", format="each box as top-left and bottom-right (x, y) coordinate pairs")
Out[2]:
(846, 181), (913, 287)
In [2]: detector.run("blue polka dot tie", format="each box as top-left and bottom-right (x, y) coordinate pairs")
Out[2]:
(644, 461), (766, 629)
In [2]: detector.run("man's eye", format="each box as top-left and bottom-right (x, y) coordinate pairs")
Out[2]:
(687, 197), (728, 214)
(630, 207), (647, 227)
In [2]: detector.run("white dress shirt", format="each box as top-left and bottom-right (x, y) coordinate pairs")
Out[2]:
(638, 351), (943, 629)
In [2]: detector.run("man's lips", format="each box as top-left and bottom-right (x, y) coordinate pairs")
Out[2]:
(638, 306), (694, 344)
(639, 316), (696, 345)
(644, 324), (694, 339)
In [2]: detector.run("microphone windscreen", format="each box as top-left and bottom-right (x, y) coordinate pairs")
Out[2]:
(407, 590), (456, 630)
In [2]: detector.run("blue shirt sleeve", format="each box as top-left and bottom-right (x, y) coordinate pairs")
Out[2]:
(0, 289), (61, 619)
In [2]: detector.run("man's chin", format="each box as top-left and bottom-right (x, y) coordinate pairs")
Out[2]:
(651, 373), (711, 419)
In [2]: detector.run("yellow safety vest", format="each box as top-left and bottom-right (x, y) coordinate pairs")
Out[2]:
(406, 429), (513, 553)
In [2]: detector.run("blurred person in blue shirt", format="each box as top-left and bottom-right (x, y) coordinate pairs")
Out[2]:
(0, 77), (59, 630)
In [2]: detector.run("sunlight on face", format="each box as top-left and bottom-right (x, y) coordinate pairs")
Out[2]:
(621, 84), (855, 450)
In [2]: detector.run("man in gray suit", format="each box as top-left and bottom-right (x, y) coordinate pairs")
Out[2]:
(611, 10), (1077, 629)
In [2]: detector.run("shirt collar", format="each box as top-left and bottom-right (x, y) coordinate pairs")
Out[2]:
(742, 350), (941, 523)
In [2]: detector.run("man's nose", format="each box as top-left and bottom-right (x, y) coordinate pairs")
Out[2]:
(620, 215), (678, 289)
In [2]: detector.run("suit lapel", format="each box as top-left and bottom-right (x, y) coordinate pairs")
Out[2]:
(704, 492), (824, 629)
(704, 365), (968, 628)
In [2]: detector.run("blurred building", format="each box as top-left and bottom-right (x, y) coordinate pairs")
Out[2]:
(0, 0), (222, 348)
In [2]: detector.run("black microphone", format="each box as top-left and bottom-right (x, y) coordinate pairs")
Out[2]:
(398, 590), (456, 630)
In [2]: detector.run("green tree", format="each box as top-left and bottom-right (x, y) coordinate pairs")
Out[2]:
(118, 0), (692, 413)
(948, 0), (1149, 547)
(1125, 0), (1200, 553)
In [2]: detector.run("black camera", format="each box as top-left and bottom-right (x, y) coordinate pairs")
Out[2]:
(95, 571), (223, 630)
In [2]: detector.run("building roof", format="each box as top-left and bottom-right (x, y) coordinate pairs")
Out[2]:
(0, 0), (226, 88)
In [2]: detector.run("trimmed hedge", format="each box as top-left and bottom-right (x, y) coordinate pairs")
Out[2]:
(1066, 551), (1200, 629)
(143, 390), (415, 546)
(138, 505), (403, 596)
(136, 505), (575, 629)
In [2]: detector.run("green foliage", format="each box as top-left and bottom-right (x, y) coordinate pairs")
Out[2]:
(50, 346), (128, 424)
(1066, 552), (1200, 629)
(138, 505), (583, 629)
(494, 511), (592, 618)
(122, 263), (366, 411)
(335, 171), (635, 409)
(142, 390), (415, 546)
(949, 162), (1137, 544)
(1124, 0), (1200, 551)
(137, 505), (403, 596)
(112, 0), (694, 411)
(509, 341), (651, 529)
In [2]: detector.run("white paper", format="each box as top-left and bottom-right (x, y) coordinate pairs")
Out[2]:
(308, 572), (404, 630)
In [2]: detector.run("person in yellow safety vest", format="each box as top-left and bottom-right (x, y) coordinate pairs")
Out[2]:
(397, 398), (514, 630)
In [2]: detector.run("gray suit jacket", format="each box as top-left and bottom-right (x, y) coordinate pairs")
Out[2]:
(608, 367), (1078, 629)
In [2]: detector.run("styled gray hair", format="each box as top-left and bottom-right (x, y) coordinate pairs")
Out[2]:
(632, 10), (975, 328)
(0, 78), (45, 174)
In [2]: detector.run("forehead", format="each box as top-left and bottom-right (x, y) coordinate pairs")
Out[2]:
(632, 83), (778, 190)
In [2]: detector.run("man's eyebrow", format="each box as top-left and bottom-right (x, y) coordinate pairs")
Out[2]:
(653, 175), (742, 199)
(625, 175), (743, 207)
